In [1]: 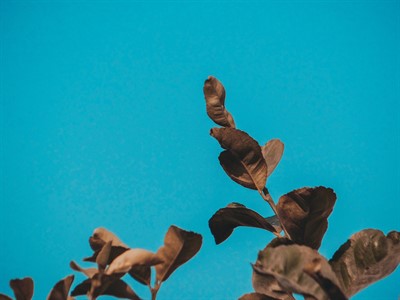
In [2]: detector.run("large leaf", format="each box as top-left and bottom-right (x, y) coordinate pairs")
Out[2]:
(209, 202), (280, 244)
(211, 127), (268, 191)
(254, 244), (342, 300)
(47, 275), (74, 300)
(106, 248), (163, 276)
(262, 139), (284, 177)
(9, 278), (34, 300)
(0, 295), (12, 300)
(276, 186), (336, 249)
(203, 76), (235, 128)
(155, 225), (202, 282)
(329, 229), (400, 297)
(252, 270), (295, 300)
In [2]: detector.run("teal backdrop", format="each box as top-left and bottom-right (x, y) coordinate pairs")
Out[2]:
(1, 1), (399, 299)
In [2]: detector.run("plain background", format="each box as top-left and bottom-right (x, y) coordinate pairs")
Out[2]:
(1, 1), (399, 299)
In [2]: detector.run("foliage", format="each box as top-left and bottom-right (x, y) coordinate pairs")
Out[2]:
(203, 76), (400, 300)
(0, 226), (202, 300)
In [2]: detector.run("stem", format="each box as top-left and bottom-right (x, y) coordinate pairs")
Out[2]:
(260, 187), (291, 239)
(151, 282), (161, 300)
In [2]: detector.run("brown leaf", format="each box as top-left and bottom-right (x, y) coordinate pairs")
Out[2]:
(209, 203), (280, 244)
(239, 293), (283, 300)
(128, 265), (151, 286)
(96, 241), (112, 271)
(106, 248), (163, 276)
(47, 275), (74, 300)
(329, 229), (400, 297)
(85, 228), (129, 264)
(71, 276), (140, 300)
(203, 76), (235, 128)
(0, 294), (13, 300)
(155, 225), (202, 282)
(211, 127), (268, 191)
(90, 228), (128, 249)
(254, 244), (341, 300)
(276, 186), (336, 249)
(70, 261), (98, 278)
(303, 258), (347, 300)
(252, 268), (295, 300)
(262, 139), (284, 177)
(9, 278), (34, 300)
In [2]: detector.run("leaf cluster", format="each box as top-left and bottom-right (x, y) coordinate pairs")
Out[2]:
(203, 76), (400, 299)
(0, 225), (202, 300)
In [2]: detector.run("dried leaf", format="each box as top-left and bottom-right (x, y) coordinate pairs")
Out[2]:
(262, 139), (284, 177)
(252, 270), (295, 300)
(254, 244), (341, 300)
(239, 293), (283, 300)
(276, 186), (336, 249)
(329, 229), (400, 297)
(209, 202), (280, 244)
(203, 76), (235, 128)
(106, 248), (163, 276)
(71, 277), (140, 300)
(85, 228), (130, 265)
(303, 258), (347, 300)
(211, 127), (268, 191)
(155, 225), (202, 282)
(70, 261), (98, 278)
(128, 265), (151, 286)
(0, 294), (13, 300)
(89, 228), (129, 250)
(97, 241), (112, 271)
(9, 278), (34, 300)
(47, 275), (74, 300)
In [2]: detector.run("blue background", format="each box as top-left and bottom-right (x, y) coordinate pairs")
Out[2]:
(1, 1), (399, 299)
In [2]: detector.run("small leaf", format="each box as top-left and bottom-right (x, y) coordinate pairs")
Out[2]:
(303, 258), (347, 300)
(9, 278), (34, 300)
(276, 186), (336, 249)
(329, 229), (400, 297)
(239, 293), (282, 300)
(70, 261), (98, 278)
(203, 76), (235, 128)
(128, 265), (151, 286)
(85, 228), (129, 264)
(155, 225), (202, 282)
(47, 275), (74, 300)
(211, 127), (268, 191)
(254, 244), (341, 300)
(106, 248), (163, 276)
(90, 228), (128, 249)
(209, 202), (280, 244)
(97, 241), (112, 271)
(102, 279), (141, 300)
(262, 139), (284, 177)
